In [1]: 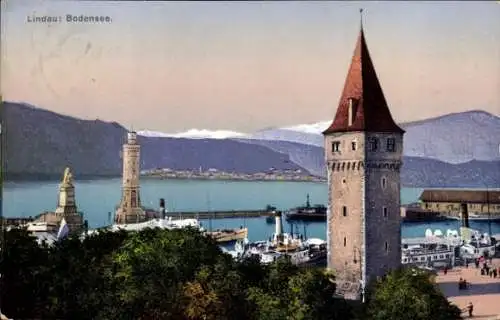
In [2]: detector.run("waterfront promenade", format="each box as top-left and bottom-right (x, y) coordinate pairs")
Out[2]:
(436, 258), (500, 319)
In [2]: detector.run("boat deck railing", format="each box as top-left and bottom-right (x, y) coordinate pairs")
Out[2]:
(403, 248), (454, 256)
(402, 237), (462, 246)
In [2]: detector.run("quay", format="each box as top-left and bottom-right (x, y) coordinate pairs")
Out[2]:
(436, 258), (500, 319)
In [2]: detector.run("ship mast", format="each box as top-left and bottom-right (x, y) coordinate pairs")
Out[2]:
(206, 192), (212, 232)
(487, 187), (492, 236)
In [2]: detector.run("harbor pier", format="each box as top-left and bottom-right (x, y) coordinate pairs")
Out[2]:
(3, 209), (277, 226)
(158, 209), (276, 219)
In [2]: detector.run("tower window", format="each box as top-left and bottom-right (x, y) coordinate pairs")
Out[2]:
(131, 190), (137, 207)
(387, 138), (396, 152)
(332, 141), (341, 153)
(344, 237), (347, 247)
(385, 242), (389, 252)
(368, 137), (379, 151)
(342, 178), (347, 184)
(381, 177), (387, 189)
(351, 141), (357, 151)
(383, 207), (388, 218)
(342, 206), (347, 217)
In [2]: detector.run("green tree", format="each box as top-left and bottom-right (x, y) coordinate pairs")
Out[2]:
(4, 227), (464, 320)
(183, 256), (249, 320)
(246, 260), (355, 320)
(44, 230), (128, 319)
(0, 228), (50, 318)
(246, 286), (287, 320)
(108, 227), (223, 319)
(365, 267), (461, 320)
(266, 257), (300, 294)
(287, 268), (354, 320)
(236, 254), (268, 288)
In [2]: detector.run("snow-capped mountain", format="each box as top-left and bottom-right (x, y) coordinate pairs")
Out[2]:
(137, 130), (171, 138)
(138, 110), (500, 164)
(247, 128), (323, 146)
(247, 110), (500, 163)
(240, 121), (331, 147)
(282, 121), (331, 135)
(138, 129), (246, 140)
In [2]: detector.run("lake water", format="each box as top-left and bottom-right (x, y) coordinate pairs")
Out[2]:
(4, 178), (499, 242)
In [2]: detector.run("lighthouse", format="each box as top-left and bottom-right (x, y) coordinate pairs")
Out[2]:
(114, 131), (145, 224)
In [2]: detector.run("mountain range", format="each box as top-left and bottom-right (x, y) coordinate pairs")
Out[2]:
(3, 101), (500, 188)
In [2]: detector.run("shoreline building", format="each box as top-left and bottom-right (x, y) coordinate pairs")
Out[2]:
(419, 189), (500, 218)
(322, 15), (405, 300)
(114, 131), (146, 224)
(35, 167), (83, 235)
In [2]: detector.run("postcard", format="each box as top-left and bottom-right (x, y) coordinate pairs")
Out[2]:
(1, 1), (499, 319)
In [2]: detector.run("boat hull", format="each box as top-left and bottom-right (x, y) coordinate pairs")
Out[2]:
(442, 215), (500, 221)
(208, 228), (248, 243)
(285, 213), (326, 222)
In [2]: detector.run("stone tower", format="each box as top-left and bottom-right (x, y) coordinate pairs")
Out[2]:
(115, 131), (145, 224)
(54, 167), (83, 234)
(322, 18), (405, 300)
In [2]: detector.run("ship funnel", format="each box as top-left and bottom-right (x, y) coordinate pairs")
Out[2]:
(160, 198), (166, 219)
(460, 203), (469, 228)
(275, 211), (283, 236)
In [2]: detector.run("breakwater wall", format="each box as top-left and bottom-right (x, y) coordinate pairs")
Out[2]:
(2, 210), (276, 226)
(166, 210), (275, 219)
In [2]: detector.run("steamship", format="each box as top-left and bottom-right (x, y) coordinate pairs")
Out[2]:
(88, 198), (204, 235)
(141, 199), (249, 243)
(285, 194), (327, 222)
(235, 211), (327, 266)
(401, 203), (498, 268)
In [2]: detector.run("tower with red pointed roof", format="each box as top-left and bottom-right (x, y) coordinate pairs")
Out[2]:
(323, 10), (405, 300)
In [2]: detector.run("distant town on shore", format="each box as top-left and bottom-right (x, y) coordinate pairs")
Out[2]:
(141, 167), (327, 183)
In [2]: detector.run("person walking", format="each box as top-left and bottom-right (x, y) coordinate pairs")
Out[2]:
(466, 302), (473, 318)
